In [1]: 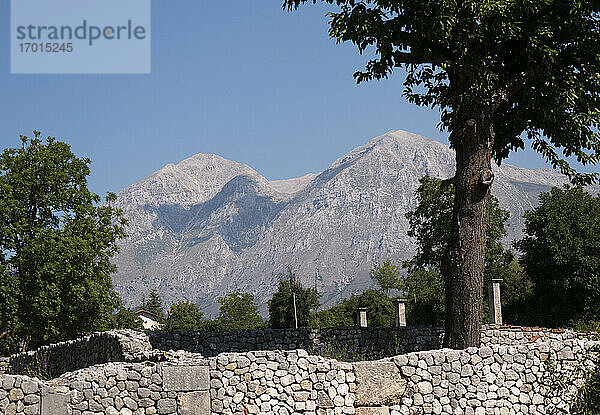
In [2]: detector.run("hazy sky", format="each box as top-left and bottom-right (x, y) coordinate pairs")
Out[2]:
(1, 1), (592, 196)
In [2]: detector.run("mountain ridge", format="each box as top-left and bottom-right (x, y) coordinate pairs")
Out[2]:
(111, 130), (573, 314)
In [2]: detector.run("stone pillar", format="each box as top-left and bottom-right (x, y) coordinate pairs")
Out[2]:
(488, 279), (503, 325)
(394, 298), (407, 327)
(356, 308), (368, 327)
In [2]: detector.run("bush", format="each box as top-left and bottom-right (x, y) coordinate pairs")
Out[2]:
(572, 369), (600, 414)
(572, 320), (600, 334)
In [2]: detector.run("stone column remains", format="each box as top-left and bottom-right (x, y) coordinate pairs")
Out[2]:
(394, 298), (407, 327)
(356, 308), (368, 327)
(488, 278), (503, 325)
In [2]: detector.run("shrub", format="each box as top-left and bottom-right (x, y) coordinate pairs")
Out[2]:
(572, 369), (600, 414)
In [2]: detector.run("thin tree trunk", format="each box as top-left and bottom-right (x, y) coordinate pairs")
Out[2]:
(443, 110), (495, 349)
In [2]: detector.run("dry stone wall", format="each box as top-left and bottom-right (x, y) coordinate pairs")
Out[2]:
(148, 325), (591, 359)
(1, 326), (598, 414)
(352, 339), (598, 415)
(148, 326), (444, 358)
(1, 353), (209, 415)
(209, 349), (355, 414)
(0, 338), (598, 414)
(8, 330), (156, 380)
(479, 326), (586, 345)
(0, 374), (44, 415)
(4, 325), (593, 380)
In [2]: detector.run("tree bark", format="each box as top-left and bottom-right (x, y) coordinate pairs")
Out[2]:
(442, 110), (495, 349)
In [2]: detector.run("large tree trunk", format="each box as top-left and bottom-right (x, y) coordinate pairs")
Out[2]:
(442, 110), (495, 349)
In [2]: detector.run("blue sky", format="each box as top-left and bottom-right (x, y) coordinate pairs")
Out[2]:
(0, 1), (588, 196)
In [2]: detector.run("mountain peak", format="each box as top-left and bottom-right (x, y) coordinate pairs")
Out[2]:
(115, 150), (267, 211)
(367, 130), (446, 147)
(327, 130), (452, 174)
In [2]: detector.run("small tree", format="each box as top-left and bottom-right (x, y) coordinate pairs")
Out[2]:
(217, 291), (263, 330)
(164, 301), (204, 332)
(268, 268), (320, 329)
(402, 176), (528, 324)
(140, 289), (165, 320)
(370, 259), (401, 295)
(111, 306), (143, 331)
(399, 269), (445, 325)
(517, 186), (600, 327)
(404, 176), (511, 275)
(498, 258), (534, 326)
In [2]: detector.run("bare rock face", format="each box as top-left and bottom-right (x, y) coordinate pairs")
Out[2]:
(111, 130), (573, 312)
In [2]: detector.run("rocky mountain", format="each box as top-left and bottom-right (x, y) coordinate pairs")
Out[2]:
(111, 130), (572, 314)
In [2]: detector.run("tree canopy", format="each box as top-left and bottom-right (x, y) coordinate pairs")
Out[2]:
(283, 0), (600, 347)
(268, 268), (321, 329)
(316, 289), (395, 328)
(370, 259), (401, 294)
(284, 0), (600, 182)
(164, 301), (205, 332)
(399, 268), (445, 325)
(517, 186), (600, 327)
(139, 289), (165, 320)
(216, 291), (264, 330)
(0, 132), (127, 353)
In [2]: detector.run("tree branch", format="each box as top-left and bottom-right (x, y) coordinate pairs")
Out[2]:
(493, 66), (549, 109)
(392, 50), (430, 65)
